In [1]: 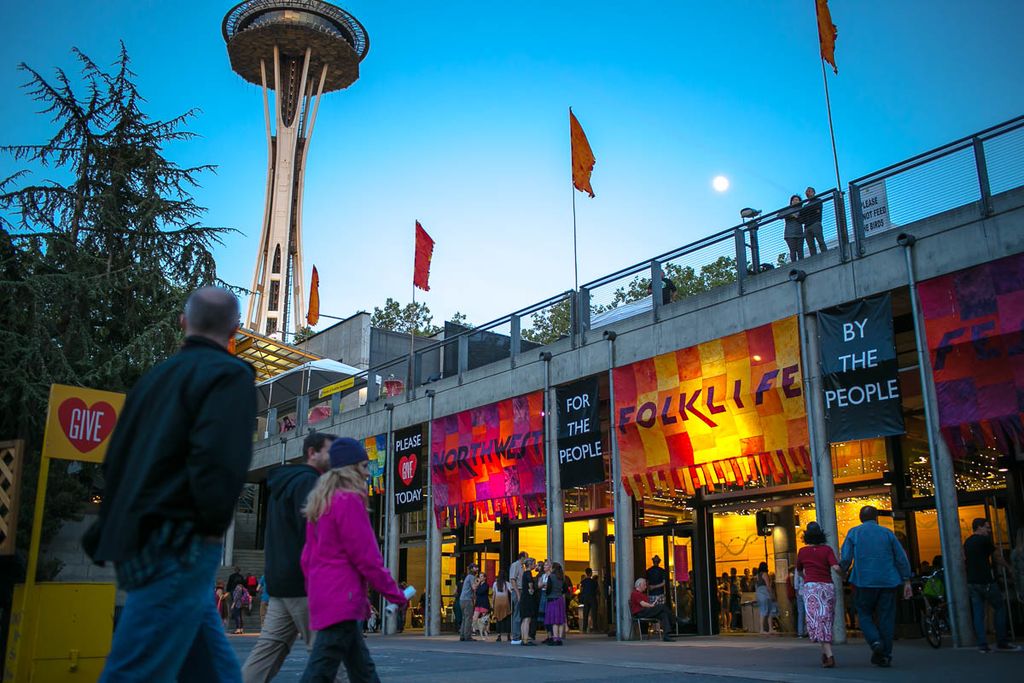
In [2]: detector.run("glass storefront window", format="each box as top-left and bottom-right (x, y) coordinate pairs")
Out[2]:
(902, 413), (1007, 497)
(831, 438), (887, 478)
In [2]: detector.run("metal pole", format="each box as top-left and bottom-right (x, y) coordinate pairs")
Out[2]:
(790, 271), (846, 643)
(384, 403), (399, 634)
(570, 107), (579, 293)
(541, 352), (564, 565)
(605, 331), (635, 640)
(899, 234), (970, 647)
(425, 390), (441, 637)
(820, 59), (843, 193)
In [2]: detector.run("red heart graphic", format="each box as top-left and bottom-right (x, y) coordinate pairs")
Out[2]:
(398, 454), (417, 486)
(58, 398), (117, 454)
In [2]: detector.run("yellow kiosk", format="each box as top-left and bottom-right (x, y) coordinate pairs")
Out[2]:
(5, 384), (124, 682)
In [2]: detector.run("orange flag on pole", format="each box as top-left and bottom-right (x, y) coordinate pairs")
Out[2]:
(306, 265), (320, 326)
(413, 221), (435, 291)
(816, 0), (838, 74)
(570, 109), (596, 198)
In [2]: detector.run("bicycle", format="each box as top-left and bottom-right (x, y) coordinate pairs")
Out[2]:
(914, 570), (949, 648)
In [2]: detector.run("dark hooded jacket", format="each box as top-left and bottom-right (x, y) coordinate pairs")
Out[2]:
(264, 463), (321, 597)
(83, 336), (256, 563)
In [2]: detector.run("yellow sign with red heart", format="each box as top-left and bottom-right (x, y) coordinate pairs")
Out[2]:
(42, 384), (125, 463)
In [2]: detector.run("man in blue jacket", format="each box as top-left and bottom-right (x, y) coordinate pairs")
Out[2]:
(84, 287), (256, 682)
(840, 505), (912, 668)
(242, 431), (334, 683)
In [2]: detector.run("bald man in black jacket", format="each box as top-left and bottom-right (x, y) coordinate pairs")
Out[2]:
(84, 287), (255, 683)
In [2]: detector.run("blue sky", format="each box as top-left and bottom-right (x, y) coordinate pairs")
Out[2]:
(2, 1), (1023, 329)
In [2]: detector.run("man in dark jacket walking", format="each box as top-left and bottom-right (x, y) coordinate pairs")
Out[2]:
(83, 287), (256, 682)
(242, 432), (334, 683)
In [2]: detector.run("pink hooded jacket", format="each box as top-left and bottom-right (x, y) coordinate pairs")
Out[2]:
(301, 490), (406, 630)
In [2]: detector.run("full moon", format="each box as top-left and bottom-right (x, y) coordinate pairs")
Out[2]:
(712, 175), (730, 192)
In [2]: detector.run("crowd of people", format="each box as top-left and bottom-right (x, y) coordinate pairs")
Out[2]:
(84, 288), (407, 683)
(81, 287), (1023, 682)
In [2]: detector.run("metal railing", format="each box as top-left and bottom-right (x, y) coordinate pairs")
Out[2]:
(849, 115), (1024, 255)
(259, 115), (1024, 440)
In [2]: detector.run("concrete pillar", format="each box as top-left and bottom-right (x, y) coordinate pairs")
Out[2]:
(605, 332), (635, 640)
(692, 501), (717, 635)
(588, 518), (607, 629)
(542, 353), (564, 565)
(900, 238), (971, 647)
(804, 312), (847, 643)
(771, 506), (797, 632)
(383, 405), (400, 635)
(223, 518), (236, 567)
(425, 391), (442, 637)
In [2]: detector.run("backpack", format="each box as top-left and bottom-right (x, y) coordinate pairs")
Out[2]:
(923, 572), (945, 600)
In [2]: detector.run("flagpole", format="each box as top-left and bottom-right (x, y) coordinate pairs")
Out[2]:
(570, 107), (579, 292)
(571, 177), (579, 292)
(410, 228), (417, 393)
(820, 58), (843, 192)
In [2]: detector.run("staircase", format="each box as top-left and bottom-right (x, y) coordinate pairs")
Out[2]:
(217, 549), (266, 633)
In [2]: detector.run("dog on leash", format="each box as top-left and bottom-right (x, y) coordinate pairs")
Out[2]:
(472, 611), (491, 638)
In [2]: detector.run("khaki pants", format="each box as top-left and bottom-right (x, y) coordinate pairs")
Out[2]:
(241, 597), (315, 683)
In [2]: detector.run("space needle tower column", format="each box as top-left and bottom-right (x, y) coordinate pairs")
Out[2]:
(223, 1), (369, 338)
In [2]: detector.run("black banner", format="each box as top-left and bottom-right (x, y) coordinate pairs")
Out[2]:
(818, 293), (905, 442)
(393, 424), (426, 513)
(556, 378), (606, 489)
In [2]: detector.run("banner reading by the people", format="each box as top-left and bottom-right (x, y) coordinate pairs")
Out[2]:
(918, 251), (1024, 457)
(556, 378), (606, 489)
(612, 317), (809, 496)
(430, 392), (545, 527)
(817, 293), (904, 442)
(393, 424), (426, 514)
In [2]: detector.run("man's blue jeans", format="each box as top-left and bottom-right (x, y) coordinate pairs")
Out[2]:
(101, 539), (240, 683)
(968, 582), (1009, 647)
(854, 587), (896, 657)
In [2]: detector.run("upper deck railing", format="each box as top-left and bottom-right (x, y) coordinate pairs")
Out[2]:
(261, 114), (1024, 440)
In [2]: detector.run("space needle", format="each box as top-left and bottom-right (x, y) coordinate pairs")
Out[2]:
(223, 1), (369, 338)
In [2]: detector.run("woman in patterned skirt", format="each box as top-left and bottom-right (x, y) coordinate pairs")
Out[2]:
(544, 562), (568, 645)
(796, 522), (841, 668)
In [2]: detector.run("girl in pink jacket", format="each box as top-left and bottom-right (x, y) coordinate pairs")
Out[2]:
(300, 437), (406, 683)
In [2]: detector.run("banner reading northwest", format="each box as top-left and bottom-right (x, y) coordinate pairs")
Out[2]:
(612, 317), (809, 497)
(430, 392), (546, 528)
(918, 251), (1024, 457)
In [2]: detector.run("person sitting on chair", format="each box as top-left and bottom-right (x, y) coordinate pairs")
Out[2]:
(629, 578), (677, 642)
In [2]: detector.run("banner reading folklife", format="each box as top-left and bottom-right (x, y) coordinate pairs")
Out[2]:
(918, 252), (1024, 457)
(430, 392), (545, 528)
(613, 317), (809, 497)
(818, 293), (904, 442)
(365, 434), (387, 496)
(393, 424), (426, 513)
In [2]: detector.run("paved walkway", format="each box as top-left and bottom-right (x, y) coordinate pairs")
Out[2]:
(229, 631), (1021, 682)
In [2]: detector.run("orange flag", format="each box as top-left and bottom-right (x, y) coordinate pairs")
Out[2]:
(570, 108), (596, 198)
(413, 221), (435, 291)
(306, 265), (320, 326)
(816, 0), (838, 74)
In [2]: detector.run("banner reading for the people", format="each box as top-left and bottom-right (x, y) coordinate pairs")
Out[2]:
(612, 317), (809, 497)
(430, 392), (545, 528)
(918, 251), (1024, 457)
(393, 424), (426, 513)
(556, 378), (606, 489)
(818, 293), (904, 442)
(365, 433), (387, 496)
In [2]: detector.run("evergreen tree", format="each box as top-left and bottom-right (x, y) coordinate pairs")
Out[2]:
(0, 47), (228, 572)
